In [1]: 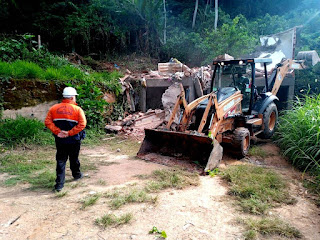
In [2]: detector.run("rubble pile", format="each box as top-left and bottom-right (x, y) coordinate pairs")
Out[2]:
(105, 109), (165, 140)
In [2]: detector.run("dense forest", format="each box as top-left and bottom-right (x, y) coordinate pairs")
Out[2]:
(0, 0), (319, 65)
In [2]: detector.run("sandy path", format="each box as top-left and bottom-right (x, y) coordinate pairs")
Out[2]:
(0, 143), (319, 240)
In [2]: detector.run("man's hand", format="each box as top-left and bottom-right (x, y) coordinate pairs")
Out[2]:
(57, 130), (69, 138)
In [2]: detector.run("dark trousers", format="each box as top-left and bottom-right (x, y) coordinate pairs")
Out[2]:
(55, 141), (82, 189)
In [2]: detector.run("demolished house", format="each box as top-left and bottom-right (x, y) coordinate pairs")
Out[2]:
(107, 27), (319, 138)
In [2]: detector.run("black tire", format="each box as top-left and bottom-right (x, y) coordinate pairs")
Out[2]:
(231, 127), (250, 158)
(259, 102), (278, 139)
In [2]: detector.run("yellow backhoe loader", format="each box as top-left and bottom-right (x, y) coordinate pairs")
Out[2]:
(137, 58), (307, 171)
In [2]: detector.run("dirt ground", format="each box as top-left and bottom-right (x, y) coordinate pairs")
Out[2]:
(0, 142), (319, 240)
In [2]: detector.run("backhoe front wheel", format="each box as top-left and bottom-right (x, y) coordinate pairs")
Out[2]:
(232, 127), (250, 158)
(260, 102), (278, 139)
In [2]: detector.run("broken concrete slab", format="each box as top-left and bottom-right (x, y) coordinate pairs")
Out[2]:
(105, 125), (122, 133)
(162, 82), (182, 124)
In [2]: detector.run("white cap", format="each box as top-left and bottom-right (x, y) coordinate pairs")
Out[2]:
(62, 87), (78, 97)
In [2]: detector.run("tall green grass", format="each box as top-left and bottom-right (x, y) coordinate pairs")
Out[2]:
(0, 60), (121, 94)
(276, 94), (320, 171)
(0, 116), (53, 147)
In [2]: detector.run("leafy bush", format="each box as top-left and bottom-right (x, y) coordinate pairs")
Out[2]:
(276, 94), (320, 171)
(0, 61), (12, 78)
(73, 78), (109, 128)
(0, 34), (69, 69)
(11, 60), (44, 79)
(0, 116), (53, 147)
(295, 63), (320, 96)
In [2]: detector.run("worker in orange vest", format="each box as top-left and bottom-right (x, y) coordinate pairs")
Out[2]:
(45, 87), (87, 192)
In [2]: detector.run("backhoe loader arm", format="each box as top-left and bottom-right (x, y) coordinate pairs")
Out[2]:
(166, 83), (213, 131)
(271, 59), (305, 96)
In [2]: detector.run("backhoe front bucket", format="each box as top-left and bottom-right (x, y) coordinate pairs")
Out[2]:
(137, 128), (220, 168)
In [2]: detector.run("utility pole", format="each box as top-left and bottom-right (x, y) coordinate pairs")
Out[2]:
(192, 0), (199, 29)
(163, 0), (167, 44)
(214, 0), (218, 31)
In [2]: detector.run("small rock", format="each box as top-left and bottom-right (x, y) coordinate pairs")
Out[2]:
(89, 191), (96, 195)
(117, 148), (121, 152)
(130, 235), (137, 239)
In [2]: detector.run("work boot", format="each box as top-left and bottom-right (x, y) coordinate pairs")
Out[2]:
(74, 173), (83, 181)
(53, 187), (63, 192)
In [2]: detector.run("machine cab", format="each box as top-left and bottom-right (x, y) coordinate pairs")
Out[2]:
(211, 58), (272, 115)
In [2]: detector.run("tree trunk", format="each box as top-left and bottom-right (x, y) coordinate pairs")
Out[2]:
(163, 0), (167, 44)
(214, 0), (218, 31)
(205, 0), (210, 16)
(192, 0), (199, 29)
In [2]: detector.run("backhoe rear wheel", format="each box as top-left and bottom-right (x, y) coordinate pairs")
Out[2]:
(259, 102), (278, 139)
(232, 127), (250, 158)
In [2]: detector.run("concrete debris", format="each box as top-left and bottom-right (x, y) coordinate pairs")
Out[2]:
(213, 54), (234, 61)
(257, 50), (286, 71)
(162, 83), (182, 124)
(105, 109), (165, 140)
(105, 125), (122, 133)
(118, 58), (213, 115)
(296, 50), (320, 66)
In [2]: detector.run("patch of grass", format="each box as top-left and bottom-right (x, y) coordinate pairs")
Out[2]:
(0, 116), (53, 147)
(222, 165), (295, 214)
(240, 217), (302, 239)
(243, 229), (257, 240)
(145, 169), (199, 192)
(28, 170), (56, 189)
(96, 179), (107, 185)
(95, 213), (133, 229)
(80, 157), (97, 172)
(303, 172), (320, 206)
(0, 150), (56, 189)
(105, 137), (141, 157)
(80, 193), (101, 210)
(134, 174), (149, 179)
(105, 188), (157, 209)
(55, 191), (68, 198)
(82, 128), (108, 146)
(248, 146), (268, 158)
(69, 181), (86, 189)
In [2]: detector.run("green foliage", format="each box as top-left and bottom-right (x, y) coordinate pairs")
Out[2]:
(95, 213), (133, 229)
(0, 34), (69, 68)
(149, 226), (167, 239)
(276, 94), (320, 171)
(240, 217), (302, 239)
(201, 15), (257, 63)
(0, 116), (53, 147)
(80, 194), (101, 209)
(0, 59), (121, 128)
(11, 60), (44, 79)
(145, 169), (199, 192)
(206, 168), (220, 177)
(73, 78), (109, 128)
(105, 188), (157, 209)
(303, 174), (320, 206)
(248, 146), (268, 158)
(55, 191), (68, 198)
(0, 0), (319, 65)
(295, 63), (320, 96)
(222, 165), (295, 214)
(0, 151), (56, 189)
